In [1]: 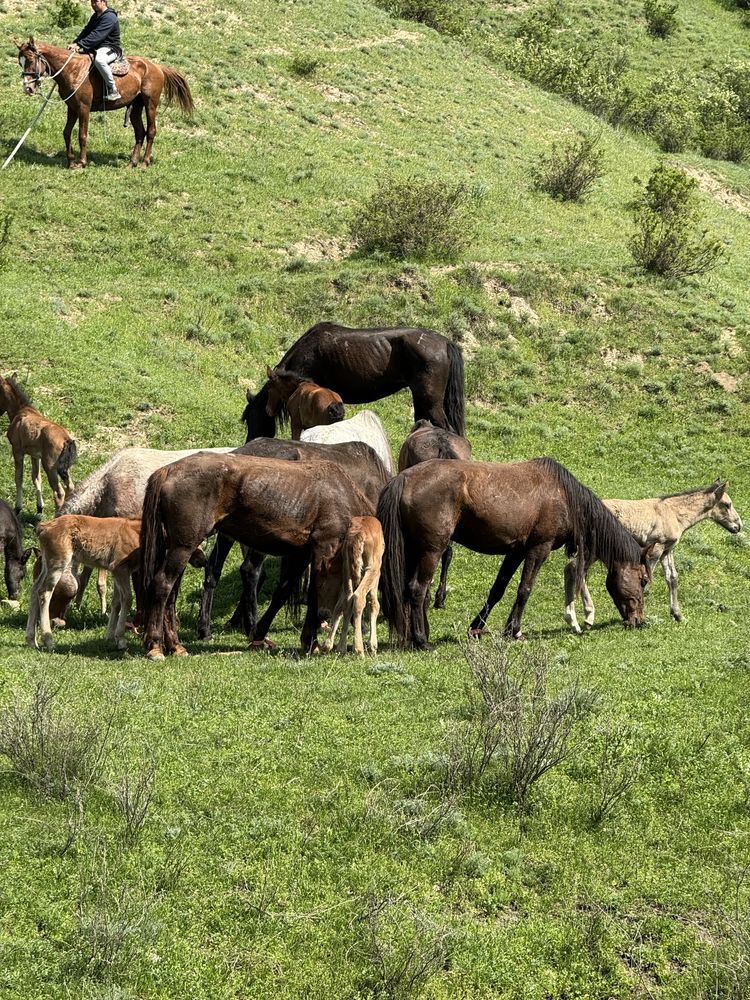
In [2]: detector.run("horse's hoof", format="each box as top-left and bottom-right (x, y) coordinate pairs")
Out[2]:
(115, 638), (128, 650)
(250, 638), (277, 652)
(433, 598), (446, 610)
(1, 599), (20, 610)
(146, 646), (165, 661)
(25, 635), (38, 650)
(172, 644), (189, 657)
(672, 612), (684, 623)
(42, 635), (55, 652)
(468, 627), (488, 640)
(51, 617), (66, 630)
(512, 632), (527, 642)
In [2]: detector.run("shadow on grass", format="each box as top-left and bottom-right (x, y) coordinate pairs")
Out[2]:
(4, 143), (131, 169)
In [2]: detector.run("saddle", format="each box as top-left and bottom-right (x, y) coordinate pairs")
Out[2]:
(111, 57), (130, 77)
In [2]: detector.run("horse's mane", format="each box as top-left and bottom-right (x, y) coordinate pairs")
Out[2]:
(6, 376), (32, 407)
(659, 481), (722, 500)
(535, 458), (642, 579)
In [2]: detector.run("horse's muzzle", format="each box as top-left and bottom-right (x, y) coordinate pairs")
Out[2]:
(23, 81), (40, 96)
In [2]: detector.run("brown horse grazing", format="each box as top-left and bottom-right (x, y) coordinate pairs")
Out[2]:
(397, 419), (473, 610)
(320, 516), (385, 657)
(265, 367), (345, 440)
(0, 375), (77, 513)
(26, 515), (142, 651)
(377, 458), (652, 650)
(0, 498), (33, 608)
(15, 38), (193, 168)
(242, 323), (465, 439)
(140, 453), (374, 660)
(197, 438), (391, 640)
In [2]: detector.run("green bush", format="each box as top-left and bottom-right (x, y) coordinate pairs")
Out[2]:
(52, 0), (80, 30)
(629, 163), (726, 278)
(378, 0), (473, 36)
(350, 177), (477, 262)
(643, 0), (679, 38)
(532, 131), (605, 202)
(288, 53), (320, 78)
(634, 73), (696, 152)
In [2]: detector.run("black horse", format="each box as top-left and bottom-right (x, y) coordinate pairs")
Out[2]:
(0, 498), (32, 606)
(242, 323), (465, 439)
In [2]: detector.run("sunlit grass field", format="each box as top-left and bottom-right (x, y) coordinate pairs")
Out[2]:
(0, 1), (749, 996)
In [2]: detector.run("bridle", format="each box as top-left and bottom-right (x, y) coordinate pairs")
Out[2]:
(18, 49), (76, 90)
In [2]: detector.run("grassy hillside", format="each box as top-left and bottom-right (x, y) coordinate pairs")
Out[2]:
(0, 1), (749, 996)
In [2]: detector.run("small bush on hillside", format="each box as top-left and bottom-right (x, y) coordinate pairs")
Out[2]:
(643, 0), (678, 38)
(634, 74), (696, 152)
(350, 178), (477, 262)
(289, 53), (320, 78)
(532, 131), (605, 201)
(52, 0), (80, 30)
(0, 682), (113, 800)
(378, 0), (472, 36)
(629, 163), (726, 278)
(696, 85), (749, 162)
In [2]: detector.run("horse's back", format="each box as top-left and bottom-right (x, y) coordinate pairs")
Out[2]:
(301, 410), (394, 474)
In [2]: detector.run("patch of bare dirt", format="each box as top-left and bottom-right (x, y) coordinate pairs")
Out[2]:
(601, 348), (644, 368)
(720, 327), (743, 359)
(694, 361), (739, 392)
(680, 165), (750, 215)
(315, 84), (357, 103)
(288, 237), (352, 262)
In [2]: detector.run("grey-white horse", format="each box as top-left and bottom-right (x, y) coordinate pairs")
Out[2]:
(564, 480), (742, 631)
(301, 410), (394, 475)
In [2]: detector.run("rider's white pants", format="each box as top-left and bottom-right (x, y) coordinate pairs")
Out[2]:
(93, 47), (119, 96)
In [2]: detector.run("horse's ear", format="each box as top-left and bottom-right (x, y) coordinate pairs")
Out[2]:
(245, 388), (255, 403)
(13, 37), (23, 49)
(714, 480), (728, 498)
(266, 365), (277, 380)
(28, 36), (36, 50)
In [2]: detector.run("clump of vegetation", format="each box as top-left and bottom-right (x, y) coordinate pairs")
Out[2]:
(629, 163), (726, 278)
(289, 53), (320, 78)
(52, 0), (80, 30)
(350, 177), (478, 262)
(532, 131), (605, 202)
(634, 73), (696, 152)
(378, 0), (472, 36)
(0, 213), (12, 269)
(445, 638), (593, 813)
(588, 725), (642, 825)
(0, 682), (114, 800)
(116, 758), (157, 846)
(643, 0), (679, 38)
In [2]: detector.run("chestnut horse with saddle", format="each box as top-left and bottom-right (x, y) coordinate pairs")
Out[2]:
(15, 37), (193, 167)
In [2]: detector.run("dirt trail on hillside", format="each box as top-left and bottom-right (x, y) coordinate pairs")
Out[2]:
(680, 166), (750, 215)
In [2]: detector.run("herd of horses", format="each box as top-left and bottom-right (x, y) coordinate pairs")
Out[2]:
(0, 322), (743, 658)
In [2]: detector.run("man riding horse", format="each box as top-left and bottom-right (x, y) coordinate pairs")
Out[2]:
(68, 0), (122, 102)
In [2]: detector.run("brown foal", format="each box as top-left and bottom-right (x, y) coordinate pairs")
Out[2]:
(320, 516), (385, 656)
(265, 367), (345, 440)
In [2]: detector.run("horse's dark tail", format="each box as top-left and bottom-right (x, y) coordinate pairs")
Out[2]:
(376, 474), (409, 646)
(541, 458), (642, 591)
(56, 438), (78, 488)
(161, 66), (194, 116)
(444, 341), (465, 436)
(139, 466), (170, 602)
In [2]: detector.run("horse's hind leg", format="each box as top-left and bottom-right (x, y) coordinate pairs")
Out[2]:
(468, 550), (525, 638)
(251, 551), (309, 646)
(13, 451), (24, 514)
(63, 104), (77, 168)
(197, 533), (234, 640)
(663, 550), (682, 621)
(128, 97), (145, 167)
(42, 455), (65, 510)
(75, 565), (93, 608)
(504, 542), (554, 640)
(142, 96), (158, 167)
(433, 544), (453, 609)
(564, 558), (582, 633)
(96, 568), (108, 615)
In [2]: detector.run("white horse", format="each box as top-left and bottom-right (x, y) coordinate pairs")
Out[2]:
(301, 410), (394, 475)
(564, 480), (742, 632)
(57, 446), (233, 614)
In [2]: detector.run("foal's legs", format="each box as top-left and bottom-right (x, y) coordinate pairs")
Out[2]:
(13, 451), (24, 514)
(468, 550), (525, 638)
(109, 568), (132, 649)
(42, 454), (65, 509)
(31, 557), (70, 651)
(31, 457), (44, 514)
(503, 542), (554, 639)
(663, 549), (682, 621)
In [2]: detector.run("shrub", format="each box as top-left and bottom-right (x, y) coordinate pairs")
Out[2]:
(643, 0), (678, 38)
(116, 758), (157, 846)
(634, 74), (696, 152)
(350, 177), (477, 262)
(378, 0), (472, 36)
(532, 131), (605, 202)
(629, 163), (726, 278)
(588, 726), (642, 825)
(289, 53), (320, 78)
(52, 0), (80, 30)
(0, 682), (114, 800)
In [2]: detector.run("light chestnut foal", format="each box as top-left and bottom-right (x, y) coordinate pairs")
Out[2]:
(321, 516), (384, 656)
(564, 480), (742, 632)
(0, 375), (77, 513)
(265, 366), (345, 440)
(26, 515), (141, 652)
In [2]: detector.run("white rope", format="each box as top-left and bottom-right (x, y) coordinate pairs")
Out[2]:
(2, 82), (57, 170)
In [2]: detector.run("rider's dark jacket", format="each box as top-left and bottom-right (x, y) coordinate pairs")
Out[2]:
(74, 7), (122, 56)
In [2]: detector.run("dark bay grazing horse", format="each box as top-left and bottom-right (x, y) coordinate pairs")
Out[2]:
(242, 323), (465, 439)
(16, 38), (193, 168)
(265, 367), (345, 440)
(0, 375), (77, 512)
(397, 419), (473, 610)
(140, 453), (374, 659)
(0, 498), (33, 608)
(197, 438), (391, 640)
(377, 458), (652, 650)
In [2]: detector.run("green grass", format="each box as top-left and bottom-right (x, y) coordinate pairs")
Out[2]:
(0, 0), (749, 996)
